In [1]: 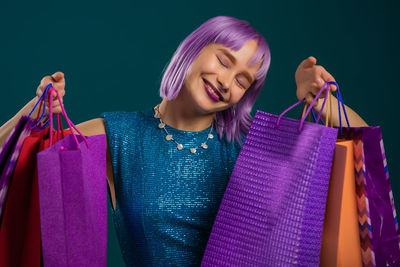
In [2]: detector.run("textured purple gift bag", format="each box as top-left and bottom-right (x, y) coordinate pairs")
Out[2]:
(342, 127), (400, 266)
(201, 109), (338, 266)
(37, 133), (107, 267)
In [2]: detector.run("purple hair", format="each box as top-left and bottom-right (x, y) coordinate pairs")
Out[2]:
(160, 16), (271, 143)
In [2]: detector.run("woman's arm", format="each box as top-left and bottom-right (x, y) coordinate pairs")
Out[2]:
(75, 118), (116, 212)
(313, 94), (368, 127)
(1, 71), (116, 211)
(0, 96), (40, 147)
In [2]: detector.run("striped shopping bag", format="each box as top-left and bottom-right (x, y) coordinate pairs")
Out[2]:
(342, 127), (400, 266)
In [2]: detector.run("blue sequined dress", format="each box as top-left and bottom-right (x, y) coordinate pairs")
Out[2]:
(100, 108), (242, 266)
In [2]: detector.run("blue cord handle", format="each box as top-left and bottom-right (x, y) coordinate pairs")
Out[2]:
(308, 82), (350, 135)
(311, 108), (325, 125)
(328, 81), (350, 135)
(29, 83), (53, 129)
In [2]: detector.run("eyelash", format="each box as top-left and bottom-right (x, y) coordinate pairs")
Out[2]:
(216, 56), (247, 89)
(217, 56), (228, 68)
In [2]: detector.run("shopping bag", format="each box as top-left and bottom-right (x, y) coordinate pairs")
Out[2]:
(37, 133), (107, 266)
(0, 86), (56, 267)
(0, 116), (33, 224)
(320, 140), (362, 266)
(340, 127), (400, 266)
(37, 86), (107, 266)
(0, 84), (74, 267)
(323, 83), (400, 266)
(0, 116), (29, 173)
(0, 127), (47, 267)
(201, 83), (338, 266)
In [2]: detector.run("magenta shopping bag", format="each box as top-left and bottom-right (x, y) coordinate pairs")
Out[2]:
(37, 133), (107, 266)
(202, 83), (338, 266)
(36, 85), (108, 266)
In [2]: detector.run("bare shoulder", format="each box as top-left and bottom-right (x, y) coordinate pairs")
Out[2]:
(74, 118), (106, 136)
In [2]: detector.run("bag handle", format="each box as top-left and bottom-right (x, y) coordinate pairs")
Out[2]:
(29, 83), (53, 129)
(304, 88), (333, 126)
(329, 81), (350, 135)
(277, 81), (351, 134)
(317, 82), (350, 135)
(277, 82), (331, 132)
(47, 86), (89, 149)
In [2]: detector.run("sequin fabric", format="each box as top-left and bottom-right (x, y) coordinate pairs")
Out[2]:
(100, 108), (242, 267)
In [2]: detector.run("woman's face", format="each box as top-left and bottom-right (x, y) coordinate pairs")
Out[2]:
(180, 40), (261, 115)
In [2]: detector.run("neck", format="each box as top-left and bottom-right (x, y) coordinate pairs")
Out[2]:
(158, 98), (214, 132)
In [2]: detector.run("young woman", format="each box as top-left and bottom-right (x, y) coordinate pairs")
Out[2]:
(0, 16), (367, 266)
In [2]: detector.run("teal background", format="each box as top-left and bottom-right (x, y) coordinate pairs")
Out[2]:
(1, 1), (399, 266)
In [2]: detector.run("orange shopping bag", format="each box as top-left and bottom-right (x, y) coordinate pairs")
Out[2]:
(320, 140), (362, 266)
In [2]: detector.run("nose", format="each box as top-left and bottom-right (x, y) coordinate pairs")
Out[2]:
(217, 73), (233, 94)
(218, 85), (228, 93)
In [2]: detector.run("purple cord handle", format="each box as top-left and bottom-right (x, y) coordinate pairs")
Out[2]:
(308, 82), (351, 135)
(277, 82), (331, 132)
(48, 87), (89, 149)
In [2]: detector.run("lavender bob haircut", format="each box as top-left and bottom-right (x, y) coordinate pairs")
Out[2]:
(160, 16), (271, 143)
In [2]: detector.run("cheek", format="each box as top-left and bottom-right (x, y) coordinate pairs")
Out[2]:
(230, 89), (246, 104)
(186, 57), (216, 82)
(197, 54), (219, 73)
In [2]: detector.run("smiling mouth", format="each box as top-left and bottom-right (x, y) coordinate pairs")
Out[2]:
(203, 78), (224, 102)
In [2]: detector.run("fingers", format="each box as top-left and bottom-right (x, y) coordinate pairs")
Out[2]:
(305, 92), (318, 107)
(299, 56), (317, 69)
(45, 89), (64, 114)
(309, 65), (337, 95)
(321, 68), (336, 92)
(44, 98), (64, 114)
(36, 71), (66, 114)
(51, 71), (65, 82)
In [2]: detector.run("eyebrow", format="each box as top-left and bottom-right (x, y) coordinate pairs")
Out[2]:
(217, 48), (256, 84)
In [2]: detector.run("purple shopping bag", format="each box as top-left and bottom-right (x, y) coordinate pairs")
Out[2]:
(201, 110), (338, 267)
(342, 127), (400, 266)
(202, 83), (338, 266)
(36, 85), (107, 267)
(37, 133), (107, 267)
(0, 116), (33, 224)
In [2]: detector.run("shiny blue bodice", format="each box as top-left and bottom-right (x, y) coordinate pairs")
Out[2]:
(101, 108), (242, 266)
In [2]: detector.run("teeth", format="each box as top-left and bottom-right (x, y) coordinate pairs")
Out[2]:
(206, 83), (219, 98)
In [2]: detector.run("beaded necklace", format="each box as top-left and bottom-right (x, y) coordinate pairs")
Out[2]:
(153, 105), (214, 154)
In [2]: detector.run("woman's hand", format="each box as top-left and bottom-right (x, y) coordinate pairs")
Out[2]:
(295, 57), (336, 106)
(36, 71), (66, 114)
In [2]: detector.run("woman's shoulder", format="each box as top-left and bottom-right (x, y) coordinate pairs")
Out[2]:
(101, 108), (152, 125)
(100, 108), (155, 136)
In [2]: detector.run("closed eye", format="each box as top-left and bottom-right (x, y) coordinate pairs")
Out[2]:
(235, 78), (246, 89)
(236, 76), (250, 90)
(216, 55), (230, 68)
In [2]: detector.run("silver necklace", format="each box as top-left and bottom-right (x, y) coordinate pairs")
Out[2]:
(153, 105), (214, 154)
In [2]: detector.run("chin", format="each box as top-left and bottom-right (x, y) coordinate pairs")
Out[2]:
(196, 102), (230, 115)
